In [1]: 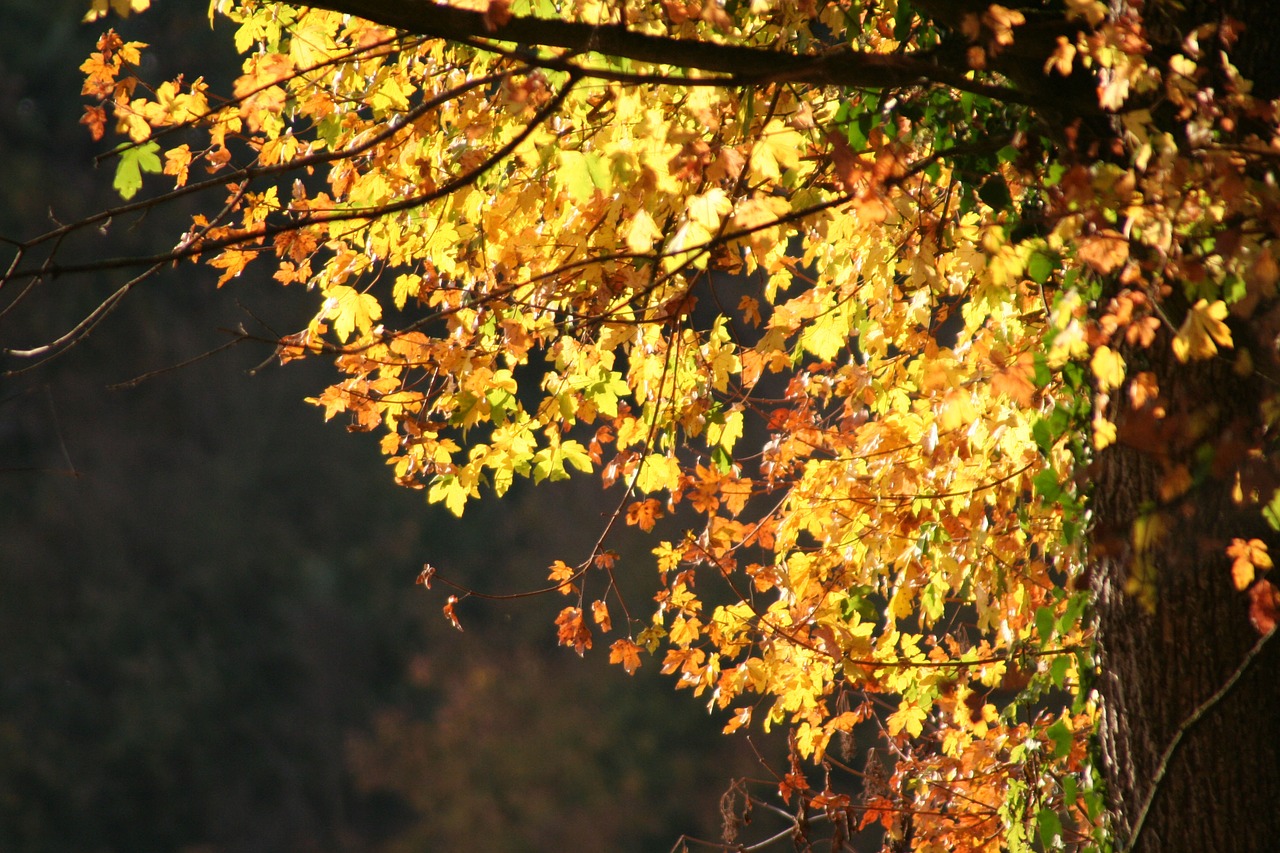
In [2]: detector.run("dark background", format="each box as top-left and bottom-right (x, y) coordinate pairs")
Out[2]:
(0, 3), (772, 849)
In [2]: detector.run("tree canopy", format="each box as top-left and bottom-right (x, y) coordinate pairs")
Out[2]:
(5, 1), (1280, 850)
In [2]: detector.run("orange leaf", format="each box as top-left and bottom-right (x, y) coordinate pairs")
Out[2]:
(609, 638), (643, 674)
(1229, 538), (1273, 591)
(547, 559), (577, 595)
(555, 606), (593, 656)
(591, 599), (612, 632)
(442, 595), (464, 632)
(81, 105), (108, 141)
(626, 498), (665, 532)
(1077, 229), (1129, 274)
(991, 351), (1037, 405)
(1247, 580), (1280, 635)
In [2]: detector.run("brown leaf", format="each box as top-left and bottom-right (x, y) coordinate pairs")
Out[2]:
(626, 498), (665, 532)
(482, 0), (511, 32)
(1078, 229), (1129, 274)
(1247, 579), (1279, 635)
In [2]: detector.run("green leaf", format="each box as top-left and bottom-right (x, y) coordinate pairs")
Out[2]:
(1263, 488), (1280, 531)
(1032, 352), (1053, 388)
(1062, 775), (1078, 808)
(1035, 606), (1055, 645)
(1046, 717), (1073, 758)
(1057, 592), (1088, 634)
(1036, 807), (1064, 850)
(112, 141), (162, 200)
(846, 114), (871, 150)
(1032, 419), (1054, 455)
(893, 1), (915, 41)
(558, 150), (610, 201)
(1033, 468), (1062, 502)
(1050, 654), (1071, 689)
(1028, 251), (1056, 285)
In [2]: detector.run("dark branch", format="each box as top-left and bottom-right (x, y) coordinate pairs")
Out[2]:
(300, 0), (1039, 103)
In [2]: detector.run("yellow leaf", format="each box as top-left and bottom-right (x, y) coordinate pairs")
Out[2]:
(1172, 299), (1233, 362)
(1229, 538), (1273, 591)
(324, 285), (382, 343)
(686, 188), (733, 231)
(887, 702), (927, 738)
(635, 453), (681, 494)
(626, 208), (662, 255)
(749, 120), (804, 181)
(1093, 413), (1117, 449)
(938, 387), (977, 432)
(83, 0), (150, 22)
(1091, 345), (1126, 392)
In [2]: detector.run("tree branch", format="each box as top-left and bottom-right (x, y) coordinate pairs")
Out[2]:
(1123, 627), (1278, 853)
(299, 0), (1037, 102)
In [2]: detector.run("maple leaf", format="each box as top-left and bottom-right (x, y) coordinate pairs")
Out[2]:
(591, 599), (612, 632)
(555, 606), (593, 656)
(626, 209), (662, 255)
(1077, 232), (1128, 276)
(1091, 345), (1126, 392)
(1044, 36), (1078, 76)
(1172, 299), (1233, 362)
(887, 702), (927, 739)
(547, 560), (578, 595)
(1229, 538), (1273, 591)
(323, 285), (382, 343)
(162, 144), (191, 187)
(81, 105), (108, 140)
(983, 5), (1026, 47)
(626, 498), (665, 532)
(609, 639), (643, 675)
(112, 140), (162, 200)
(1247, 580), (1280, 635)
(83, 0), (150, 22)
(991, 351), (1037, 405)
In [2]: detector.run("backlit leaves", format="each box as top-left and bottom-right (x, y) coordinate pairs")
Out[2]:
(111, 140), (161, 200)
(1172, 299), (1233, 362)
(69, 0), (1280, 849)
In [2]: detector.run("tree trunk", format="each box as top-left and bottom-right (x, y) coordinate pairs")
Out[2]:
(1089, 5), (1280, 851)
(1092, 348), (1280, 852)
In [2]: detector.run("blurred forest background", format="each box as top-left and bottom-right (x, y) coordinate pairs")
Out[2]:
(0, 3), (776, 849)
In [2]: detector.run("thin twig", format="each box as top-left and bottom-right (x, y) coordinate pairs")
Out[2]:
(1124, 627), (1277, 852)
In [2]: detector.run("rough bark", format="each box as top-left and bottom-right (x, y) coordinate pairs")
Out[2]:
(1092, 341), (1280, 851)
